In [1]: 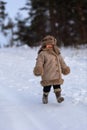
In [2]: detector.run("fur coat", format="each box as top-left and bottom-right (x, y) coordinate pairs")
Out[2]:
(33, 46), (70, 86)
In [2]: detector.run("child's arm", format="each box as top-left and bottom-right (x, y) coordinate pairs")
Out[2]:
(33, 53), (44, 76)
(59, 54), (70, 75)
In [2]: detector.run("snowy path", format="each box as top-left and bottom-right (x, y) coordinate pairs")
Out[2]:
(0, 46), (87, 130)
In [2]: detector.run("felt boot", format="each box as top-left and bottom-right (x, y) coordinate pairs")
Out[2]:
(42, 92), (49, 104)
(54, 89), (64, 103)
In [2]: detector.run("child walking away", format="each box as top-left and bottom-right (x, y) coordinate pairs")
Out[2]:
(33, 35), (70, 104)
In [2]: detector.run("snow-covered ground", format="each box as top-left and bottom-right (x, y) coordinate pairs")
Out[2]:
(0, 45), (87, 130)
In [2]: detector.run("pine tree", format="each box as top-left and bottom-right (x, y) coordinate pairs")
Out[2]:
(0, 0), (7, 31)
(16, 0), (87, 47)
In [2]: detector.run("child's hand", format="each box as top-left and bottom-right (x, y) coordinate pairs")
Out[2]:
(62, 66), (70, 75)
(33, 66), (43, 76)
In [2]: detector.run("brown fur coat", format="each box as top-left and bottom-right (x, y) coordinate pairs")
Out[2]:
(33, 46), (70, 86)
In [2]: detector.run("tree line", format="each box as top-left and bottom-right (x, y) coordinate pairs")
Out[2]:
(0, 0), (87, 47)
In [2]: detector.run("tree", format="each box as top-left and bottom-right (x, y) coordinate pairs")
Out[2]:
(17, 0), (87, 47)
(0, 0), (7, 31)
(18, 0), (48, 46)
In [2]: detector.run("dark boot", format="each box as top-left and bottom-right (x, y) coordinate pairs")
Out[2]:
(54, 89), (64, 103)
(42, 92), (49, 104)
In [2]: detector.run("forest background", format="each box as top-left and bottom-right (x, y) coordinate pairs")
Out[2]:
(0, 0), (87, 47)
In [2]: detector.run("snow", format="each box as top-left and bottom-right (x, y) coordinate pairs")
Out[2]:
(0, 45), (87, 130)
(0, 32), (10, 47)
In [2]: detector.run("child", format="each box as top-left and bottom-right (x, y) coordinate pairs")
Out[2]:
(33, 35), (70, 104)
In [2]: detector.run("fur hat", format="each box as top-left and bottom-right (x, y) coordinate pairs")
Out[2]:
(41, 35), (57, 47)
(38, 35), (60, 54)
